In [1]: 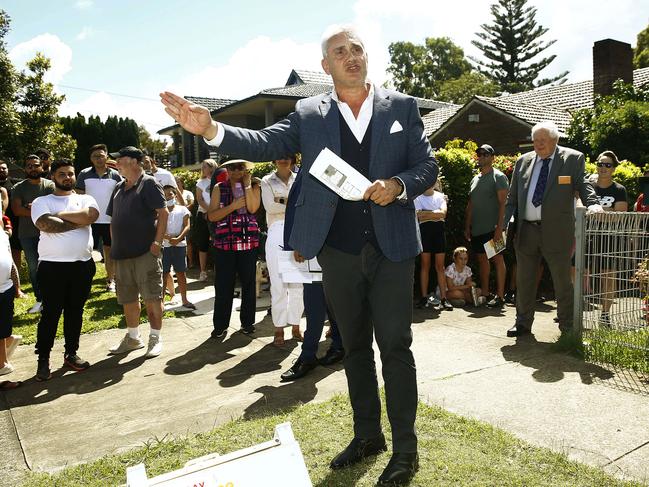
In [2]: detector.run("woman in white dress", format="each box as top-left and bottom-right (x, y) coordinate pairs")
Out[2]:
(261, 156), (304, 346)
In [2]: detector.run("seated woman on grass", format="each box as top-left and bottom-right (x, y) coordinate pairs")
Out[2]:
(445, 246), (481, 307)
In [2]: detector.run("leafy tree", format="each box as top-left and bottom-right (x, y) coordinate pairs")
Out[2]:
(0, 10), (21, 160)
(567, 81), (649, 166)
(437, 72), (500, 104)
(471, 0), (568, 93)
(634, 24), (649, 69)
(387, 37), (472, 99)
(139, 125), (169, 158)
(15, 53), (75, 159)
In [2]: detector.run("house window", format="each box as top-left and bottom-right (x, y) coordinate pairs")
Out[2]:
(468, 114), (479, 123)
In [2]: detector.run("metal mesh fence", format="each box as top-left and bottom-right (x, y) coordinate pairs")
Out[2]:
(575, 208), (649, 385)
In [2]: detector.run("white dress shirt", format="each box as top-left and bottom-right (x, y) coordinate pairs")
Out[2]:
(524, 153), (554, 221)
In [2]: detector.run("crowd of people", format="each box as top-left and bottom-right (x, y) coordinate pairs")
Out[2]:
(1, 22), (647, 486)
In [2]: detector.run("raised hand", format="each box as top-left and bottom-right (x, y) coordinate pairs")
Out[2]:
(159, 91), (217, 139)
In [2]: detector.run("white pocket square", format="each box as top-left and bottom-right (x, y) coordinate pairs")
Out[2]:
(389, 120), (403, 134)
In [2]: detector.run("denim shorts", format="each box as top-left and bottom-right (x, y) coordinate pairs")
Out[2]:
(162, 246), (187, 273)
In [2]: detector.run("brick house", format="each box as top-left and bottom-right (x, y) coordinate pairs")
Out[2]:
(426, 39), (649, 155)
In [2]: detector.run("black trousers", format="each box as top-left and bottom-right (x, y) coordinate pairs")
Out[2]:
(212, 248), (258, 332)
(35, 259), (96, 359)
(318, 243), (417, 453)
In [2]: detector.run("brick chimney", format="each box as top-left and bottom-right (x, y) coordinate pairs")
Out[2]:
(593, 39), (633, 97)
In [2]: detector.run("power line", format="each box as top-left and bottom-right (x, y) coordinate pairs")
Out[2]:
(57, 84), (160, 102)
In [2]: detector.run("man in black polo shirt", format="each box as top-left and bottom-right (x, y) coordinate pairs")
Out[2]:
(106, 147), (168, 359)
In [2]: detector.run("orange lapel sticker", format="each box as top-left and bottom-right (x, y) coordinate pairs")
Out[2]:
(558, 175), (571, 185)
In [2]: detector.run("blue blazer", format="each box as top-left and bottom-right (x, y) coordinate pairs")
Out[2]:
(218, 87), (438, 262)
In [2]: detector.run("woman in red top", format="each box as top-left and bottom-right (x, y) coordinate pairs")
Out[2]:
(207, 159), (261, 338)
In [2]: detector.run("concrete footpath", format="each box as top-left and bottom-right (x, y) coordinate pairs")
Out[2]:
(1, 277), (648, 486)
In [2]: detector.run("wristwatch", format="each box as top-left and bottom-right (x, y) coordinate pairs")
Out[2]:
(152, 241), (162, 247)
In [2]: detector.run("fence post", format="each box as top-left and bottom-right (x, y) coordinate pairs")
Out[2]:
(574, 207), (586, 337)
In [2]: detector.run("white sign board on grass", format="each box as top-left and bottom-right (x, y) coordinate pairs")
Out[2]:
(126, 422), (311, 487)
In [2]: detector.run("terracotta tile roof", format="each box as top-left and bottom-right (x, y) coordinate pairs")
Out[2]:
(421, 105), (462, 136)
(289, 69), (333, 85)
(185, 96), (236, 112)
(476, 96), (573, 133)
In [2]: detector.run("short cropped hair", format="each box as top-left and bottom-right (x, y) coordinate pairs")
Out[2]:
(89, 144), (108, 154)
(50, 158), (75, 174)
(320, 24), (365, 57)
(24, 155), (40, 164)
(201, 158), (218, 171)
(531, 121), (560, 141)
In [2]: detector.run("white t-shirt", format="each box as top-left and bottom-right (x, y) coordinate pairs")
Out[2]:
(445, 262), (472, 287)
(31, 193), (99, 262)
(196, 178), (211, 213)
(0, 230), (13, 293)
(163, 205), (191, 248)
(414, 191), (446, 211)
(152, 168), (176, 189)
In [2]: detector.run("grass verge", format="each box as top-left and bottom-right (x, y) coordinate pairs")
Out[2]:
(25, 394), (638, 487)
(13, 263), (193, 345)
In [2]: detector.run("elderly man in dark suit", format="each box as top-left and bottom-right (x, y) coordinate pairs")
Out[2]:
(504, 121), (602, 338)
(161, 24), (437, 486)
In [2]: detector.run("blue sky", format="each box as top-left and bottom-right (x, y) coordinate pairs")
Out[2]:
(3, 0), (648, 138)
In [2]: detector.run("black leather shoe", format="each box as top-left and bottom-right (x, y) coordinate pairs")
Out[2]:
(377, 452), (419, 485)
(506, 324), (532, 337)
(319, 347), (345, 366)
(280, 358), (317, 382)
(330, 434), (387, 469)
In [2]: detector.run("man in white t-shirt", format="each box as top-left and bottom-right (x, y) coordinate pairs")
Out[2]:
(143, 153), (186, 203)
(76, 143), (122, 291)
(32, 159), (99, 381)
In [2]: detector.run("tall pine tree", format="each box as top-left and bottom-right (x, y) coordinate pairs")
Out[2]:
(471, 0), (568, 93)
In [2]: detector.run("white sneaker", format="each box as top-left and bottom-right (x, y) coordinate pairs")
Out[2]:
(0, 363), (14, 376)
(27, 302), (42, 314)
(107, 281), (116, 292)
(199, 271), (208, 282)
(6, 335), (22, 360)
(109, 333), (145, 355)
(145, 334), (162, 358)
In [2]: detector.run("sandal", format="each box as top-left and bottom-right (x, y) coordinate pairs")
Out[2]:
(182, 302), (197, 310)
(0, 380), (22, 391)
(273, 330), (285, 346)
(291, 325), (303, 342)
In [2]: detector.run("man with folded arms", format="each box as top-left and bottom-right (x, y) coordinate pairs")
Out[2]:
(32, 159), (99, 381)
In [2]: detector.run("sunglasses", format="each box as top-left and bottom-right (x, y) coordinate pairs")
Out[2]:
(596, 162), (614, 168)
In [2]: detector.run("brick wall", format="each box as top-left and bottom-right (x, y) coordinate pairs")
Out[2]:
(429, 103), (532, 156)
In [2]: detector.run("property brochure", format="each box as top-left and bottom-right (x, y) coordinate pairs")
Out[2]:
(308, 147), (372, 201)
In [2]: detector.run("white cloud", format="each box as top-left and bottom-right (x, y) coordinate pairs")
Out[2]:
(165, 36), (322, 100)
(75, 0), (93, 9)
(9, 34), (72, 84)
(75, 26), (93, 41)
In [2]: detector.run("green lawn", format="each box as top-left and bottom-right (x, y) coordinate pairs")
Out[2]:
(583, 328), (649, 374)
(25, 394), (637, 487)
(12, 262), (193, 345)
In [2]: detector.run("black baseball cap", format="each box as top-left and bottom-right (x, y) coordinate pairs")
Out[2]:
(109, 146), (144, 160)
(477, 144), (495, 155)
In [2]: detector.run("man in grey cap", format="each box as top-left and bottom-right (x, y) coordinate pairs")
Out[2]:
(464, 144), (508, 308)
(106, 146), (168, 358)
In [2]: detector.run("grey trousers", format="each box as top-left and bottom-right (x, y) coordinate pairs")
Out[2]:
(318, 243), (417, 453)
(514, 221), (574, 330)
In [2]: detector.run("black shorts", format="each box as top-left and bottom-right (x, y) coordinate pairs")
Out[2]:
(0, 285), (14, 339)
(193, 212), (210, 252)
(470, 231), (494, 255)
(420, 221), (446, 254)
(92, 223), (112, 247)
